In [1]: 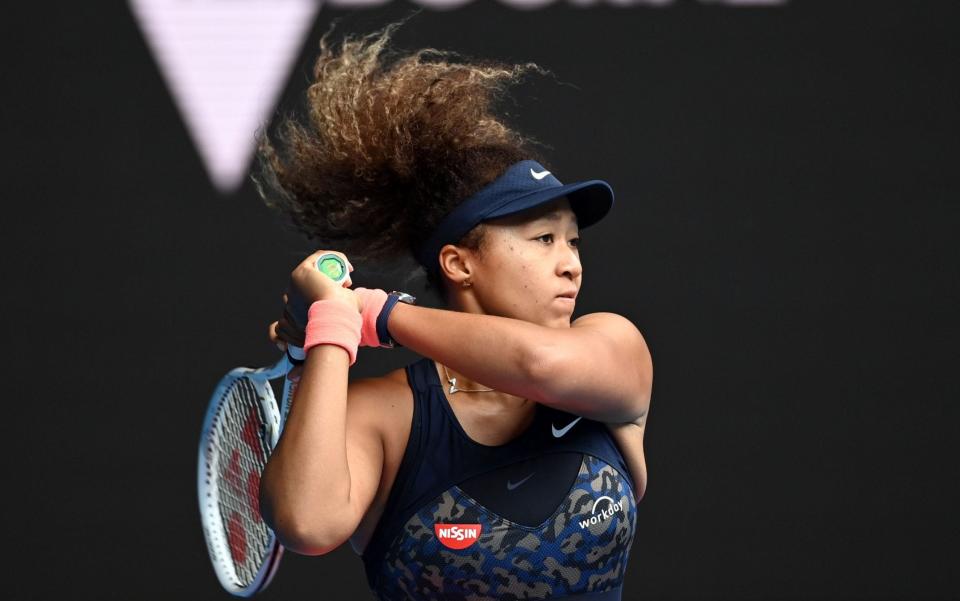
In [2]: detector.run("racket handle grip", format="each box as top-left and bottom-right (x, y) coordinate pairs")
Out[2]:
(287, 344), (306, 363)
(284, 253), (349, 364)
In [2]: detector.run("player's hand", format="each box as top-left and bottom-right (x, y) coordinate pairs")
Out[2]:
(268, 314), (303, 350)
(289, 250), (360, 312)
(268, 319), (305, 381)
(268, 320), (286, 352)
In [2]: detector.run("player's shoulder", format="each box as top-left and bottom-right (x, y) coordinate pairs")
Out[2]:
(348, 366), (410, 402)
(571, 312), (650, 360)
(347, 366), (414, 430)
(572, 311), (644, 337)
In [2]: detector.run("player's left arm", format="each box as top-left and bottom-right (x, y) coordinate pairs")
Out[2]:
(527, 312), (652, 424)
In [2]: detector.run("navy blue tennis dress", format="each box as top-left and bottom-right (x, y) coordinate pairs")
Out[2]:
(361, 357), (638, 600)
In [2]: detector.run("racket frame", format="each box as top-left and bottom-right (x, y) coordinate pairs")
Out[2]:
(197, 356), (296, 597)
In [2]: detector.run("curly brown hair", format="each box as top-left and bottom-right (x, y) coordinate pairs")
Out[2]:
(254, 21), (546, 297)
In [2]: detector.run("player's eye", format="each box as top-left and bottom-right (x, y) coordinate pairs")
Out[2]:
(537, 234), (579, 247)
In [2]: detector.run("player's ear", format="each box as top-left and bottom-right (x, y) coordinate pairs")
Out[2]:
(438, 244), (473, 288)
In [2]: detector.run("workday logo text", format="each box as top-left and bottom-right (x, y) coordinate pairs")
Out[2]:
(579, 495), (623, 531)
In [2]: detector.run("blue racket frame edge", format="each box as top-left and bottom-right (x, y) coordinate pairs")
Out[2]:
(197, 355), (297, 596)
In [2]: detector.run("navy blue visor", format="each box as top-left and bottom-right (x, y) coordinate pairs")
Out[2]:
(414, 160), (614, 273)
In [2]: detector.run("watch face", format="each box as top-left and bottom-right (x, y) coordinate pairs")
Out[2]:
(391, 291), (416, 304)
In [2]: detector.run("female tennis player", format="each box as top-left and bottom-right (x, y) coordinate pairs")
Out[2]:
(258, 24), (652, 601)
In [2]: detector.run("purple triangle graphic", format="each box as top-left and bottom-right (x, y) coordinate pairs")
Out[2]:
(129, 0), (321, 193)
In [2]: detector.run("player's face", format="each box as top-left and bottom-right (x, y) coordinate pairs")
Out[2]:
(472, 197), (582, 328)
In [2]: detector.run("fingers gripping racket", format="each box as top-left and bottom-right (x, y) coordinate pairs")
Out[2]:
(197, 254), (348, 596)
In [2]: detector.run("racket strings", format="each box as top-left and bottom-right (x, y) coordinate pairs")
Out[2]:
(210, 377), (276, 586)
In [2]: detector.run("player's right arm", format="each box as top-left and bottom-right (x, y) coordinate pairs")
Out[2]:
(259, 352), (388, 556)
(259, 249), (385, 555)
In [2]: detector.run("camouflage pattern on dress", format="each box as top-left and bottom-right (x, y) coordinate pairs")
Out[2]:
(373, 455), (636, 600)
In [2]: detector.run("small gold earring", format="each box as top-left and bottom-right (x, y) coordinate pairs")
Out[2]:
(462, 279), (472, 288)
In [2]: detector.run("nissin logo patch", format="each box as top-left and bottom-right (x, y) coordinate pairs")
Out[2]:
(434, 524), (482, 549)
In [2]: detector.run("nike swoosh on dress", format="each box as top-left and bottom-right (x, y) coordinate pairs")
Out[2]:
(505, 472), (535, 491)
(551, 416), (583, 438)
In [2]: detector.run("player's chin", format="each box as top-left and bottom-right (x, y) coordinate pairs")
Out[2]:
(546, 308), (575, 328)
(531, 299), (575, 327)
(553, 296), (576, 315)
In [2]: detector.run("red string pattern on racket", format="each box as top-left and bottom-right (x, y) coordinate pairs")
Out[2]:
(208, 378), (275, 587)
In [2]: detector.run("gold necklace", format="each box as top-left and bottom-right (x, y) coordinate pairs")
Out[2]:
(441, 363), (496, 394)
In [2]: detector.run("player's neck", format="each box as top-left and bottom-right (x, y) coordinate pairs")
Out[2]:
(435, 362), (528, 410)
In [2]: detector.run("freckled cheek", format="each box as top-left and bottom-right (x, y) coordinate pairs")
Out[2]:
(512, 261), (551, 307)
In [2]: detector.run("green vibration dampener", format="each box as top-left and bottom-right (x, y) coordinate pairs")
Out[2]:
(316, 254), (348, 282)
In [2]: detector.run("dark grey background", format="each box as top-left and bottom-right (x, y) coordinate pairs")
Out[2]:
(3, 1), (958, 599)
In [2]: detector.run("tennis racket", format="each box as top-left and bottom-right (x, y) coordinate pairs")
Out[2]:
(197, 253), (349, 596)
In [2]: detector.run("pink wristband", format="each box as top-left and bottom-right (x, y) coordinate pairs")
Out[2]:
(303, 300), (363, 365)
(353, 287), (390, 348)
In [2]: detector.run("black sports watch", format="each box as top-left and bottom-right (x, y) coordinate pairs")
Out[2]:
(376, 290), (416, 348)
